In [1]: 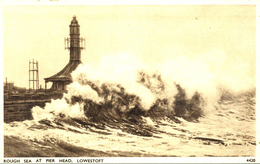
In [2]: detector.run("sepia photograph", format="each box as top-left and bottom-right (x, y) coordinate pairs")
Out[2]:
(2, 2), (258, 162)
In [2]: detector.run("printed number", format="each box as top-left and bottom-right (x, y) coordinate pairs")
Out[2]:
(247, 159), (255, 162)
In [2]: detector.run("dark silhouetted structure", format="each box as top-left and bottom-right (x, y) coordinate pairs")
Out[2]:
(44, 16), (85, 90)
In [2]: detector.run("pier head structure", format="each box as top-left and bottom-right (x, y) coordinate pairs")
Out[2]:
(44, 16), (85, 90)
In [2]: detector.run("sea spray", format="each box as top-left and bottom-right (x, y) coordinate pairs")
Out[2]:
(64, 81), (103, 104)
(31, 56), (208, 127)
(32, 98), (85, 122)
(71, 63), (157, 111)
(30, 52), (255, 138)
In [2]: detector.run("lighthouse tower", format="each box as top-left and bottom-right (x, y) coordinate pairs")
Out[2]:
(44, 16), (85, 90)
(65, 16), (85, 62)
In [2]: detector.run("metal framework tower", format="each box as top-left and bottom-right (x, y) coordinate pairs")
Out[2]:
(29, 59), (39, 90)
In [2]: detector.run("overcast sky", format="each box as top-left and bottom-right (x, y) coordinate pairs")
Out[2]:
(3, 5), (256, 89)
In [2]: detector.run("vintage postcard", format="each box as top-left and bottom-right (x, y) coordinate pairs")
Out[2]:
(1, 0), (259, 163)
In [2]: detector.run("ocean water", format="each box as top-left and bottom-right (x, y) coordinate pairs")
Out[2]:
(4, 63), (256, 157)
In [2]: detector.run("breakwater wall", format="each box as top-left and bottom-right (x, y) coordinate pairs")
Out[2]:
(4, 100), (51, 123)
